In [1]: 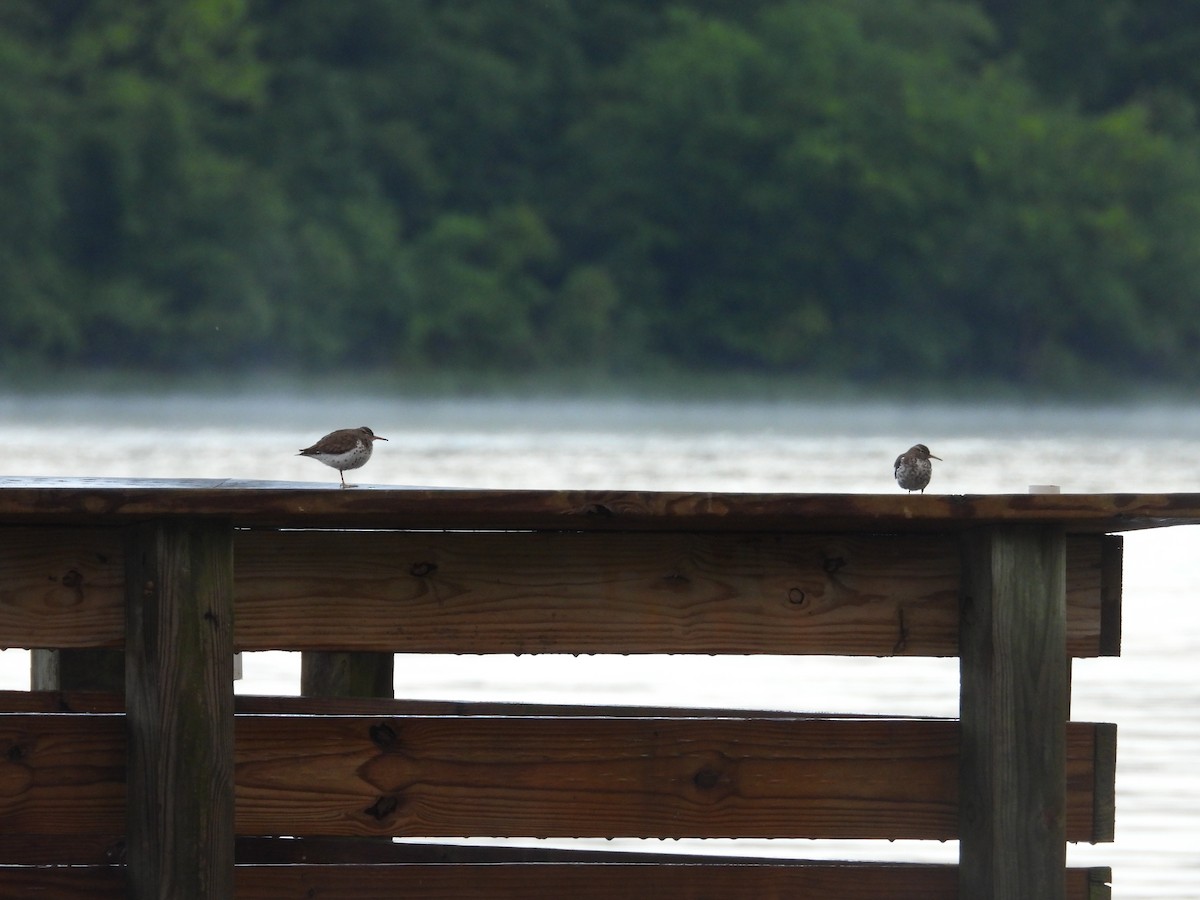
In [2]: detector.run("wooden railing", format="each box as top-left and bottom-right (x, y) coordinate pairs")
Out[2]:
(3, 478), (1198, 899)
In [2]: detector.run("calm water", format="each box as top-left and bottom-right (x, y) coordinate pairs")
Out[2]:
(2, 391), (1199, 897)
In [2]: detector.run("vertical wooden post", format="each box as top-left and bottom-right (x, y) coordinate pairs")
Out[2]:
(302, 651), (394, 698)
(959, 525), (1068, 900)
(125, 519), (235, 900)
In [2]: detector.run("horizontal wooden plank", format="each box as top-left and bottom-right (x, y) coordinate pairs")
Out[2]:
(0, 713), (1112, 843)
(0, 861), (1112, 900)
(0, 528), (1116, 656)
(234, 530), (1114, 657)
(236, 529), (963, 655)
(0, 689), (931, 718)
(0, 527), (125, 649)
(1092, 722), (1118, 843)
(15, 829), (1009, 867)
(7, 833), (952, 866)
(0, 690), (125, 714)
(231, 860), (1110, 900)
(2, 477), (1199, 533)
(1099, 534), (1123, 656)
(0, 833), (125, 865)
(0, 867), (125, 897)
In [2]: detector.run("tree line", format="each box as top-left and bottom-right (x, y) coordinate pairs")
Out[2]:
(2, 0), (1199, 389)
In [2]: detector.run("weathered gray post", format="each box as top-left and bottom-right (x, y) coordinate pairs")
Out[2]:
(301, 650), (394, 698)
(959, 525), (1068, 900)
(30, 648), (123, 692)
(124, 519), (235, 899)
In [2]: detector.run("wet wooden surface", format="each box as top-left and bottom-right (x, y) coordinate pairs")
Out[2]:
(0, 527), (1118, 656)
(2, 477), (1200, 532)
(0, 710), (1111, 843)
(959, 526), (1069, 900)
(0, 861), (1112, 900)
(122, 520), (234, 899)
(0, 478), (1139, 898)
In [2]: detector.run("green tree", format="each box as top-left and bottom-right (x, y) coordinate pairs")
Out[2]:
(407, 205), (559, 368)
(0, 12), (75, 363)
(563, 2), (998, 374)
(2, 0), (1200, 387)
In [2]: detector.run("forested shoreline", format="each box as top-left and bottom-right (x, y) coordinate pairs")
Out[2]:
(2, 1), (1199, 390)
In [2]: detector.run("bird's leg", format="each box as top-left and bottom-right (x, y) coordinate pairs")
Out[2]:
(339, 471), (348, 488)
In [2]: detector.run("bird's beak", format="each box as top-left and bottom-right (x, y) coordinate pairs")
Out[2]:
(373, 436), (389, 442)
(930, 454), (942, 461)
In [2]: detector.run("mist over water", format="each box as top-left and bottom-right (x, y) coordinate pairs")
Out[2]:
(4, 390), (1200, 493)
(2, 391), (1199, 896)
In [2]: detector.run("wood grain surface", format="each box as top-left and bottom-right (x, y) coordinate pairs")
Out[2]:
(2, 477), (1199, 532)
(0, 527), (1118, 656)
(960, 526), (1070, 900)
(122, 520), (235, 900)
(0, 712), (1112, 843)
(0, 861), (1111, 900)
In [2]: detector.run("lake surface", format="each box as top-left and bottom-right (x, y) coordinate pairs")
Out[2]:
(2, 390), (1199, 897)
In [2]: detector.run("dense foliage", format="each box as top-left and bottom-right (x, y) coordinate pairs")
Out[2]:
(2, 0), (1200, 388)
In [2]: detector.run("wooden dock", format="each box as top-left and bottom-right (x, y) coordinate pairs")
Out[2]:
(2, 478), (1198, 898)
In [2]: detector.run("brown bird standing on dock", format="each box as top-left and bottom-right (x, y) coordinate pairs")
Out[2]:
(894, 444), (941, 493)
(298, 426), (388, 488)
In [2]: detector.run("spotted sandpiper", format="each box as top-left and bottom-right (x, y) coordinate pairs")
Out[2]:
(298, 426), (388, 488)
(894, 443), (941, 493)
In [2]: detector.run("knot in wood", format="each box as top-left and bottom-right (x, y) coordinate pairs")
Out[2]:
(410, 561), (438, 577)
(787, 587), (807, 606)
(56, 569), (86, 606)
(822, 555), (847, 574)
(364, 794), (400, 821)
(369, 722), (398, 749)
(585, 503), (614, 517)
(660, 571), (690, 589)
(693, 765), (723, 791)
